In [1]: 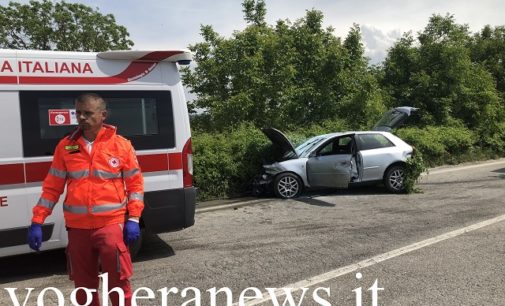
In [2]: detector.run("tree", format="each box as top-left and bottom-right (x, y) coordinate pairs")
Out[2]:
(242, 0), (267, 26)
(380, 33), (418, 109)
(381, 14), (503, 130)
(182, 0), (384, 131)
(470, 25), (505, 95)
(340, 24), (386, 128)
(380, 14), (505, 151)
(0, 0), (133, 51)
(343, 23), (366, 69)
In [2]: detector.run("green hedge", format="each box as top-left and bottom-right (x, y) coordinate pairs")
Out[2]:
(397, 126), (479, 166)
(192, 123), (271, 200)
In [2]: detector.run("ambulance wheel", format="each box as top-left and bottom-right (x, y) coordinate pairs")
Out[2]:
(128, 228), (144, 259)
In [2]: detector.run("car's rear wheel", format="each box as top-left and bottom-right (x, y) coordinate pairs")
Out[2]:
(384, 165), (405, 193)
(274, 173), (302, 199)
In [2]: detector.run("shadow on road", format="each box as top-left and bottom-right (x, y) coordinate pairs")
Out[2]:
(302, 185), (389, 197)
(254, 185), (390, 202)
(294, 197), (336, 207)
(291, 186), (389, 207)
(491, 167), (505, 174)
(0, 249), (67, 284)
(134, 233), (176, 262)
(491, 168), (505, 179)
(0, 234), (176, 284)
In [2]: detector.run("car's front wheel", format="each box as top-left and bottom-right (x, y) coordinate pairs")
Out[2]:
(274, 173), (302, 199)
(384, 165), (405, 193)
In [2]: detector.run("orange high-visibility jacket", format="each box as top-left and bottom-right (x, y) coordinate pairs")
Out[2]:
(32, 124), (144, 229)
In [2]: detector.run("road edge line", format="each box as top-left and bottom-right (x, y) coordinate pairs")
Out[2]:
(423, 158), (505, 176)
(196, 199), (270, 213)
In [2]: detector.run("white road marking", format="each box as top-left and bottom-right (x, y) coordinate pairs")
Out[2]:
(196, 199), (269, 213)
(424, 158), (505, 175)
(238, 213), (505, 306)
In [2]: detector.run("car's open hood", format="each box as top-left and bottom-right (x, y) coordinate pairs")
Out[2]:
(373, 106), (419, 132)
(262, 128), (298, 160)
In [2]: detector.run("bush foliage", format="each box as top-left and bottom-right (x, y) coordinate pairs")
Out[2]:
(404, 151), (427, 194)
(396, 126), (476, 166)
(192, 123), (271, 200)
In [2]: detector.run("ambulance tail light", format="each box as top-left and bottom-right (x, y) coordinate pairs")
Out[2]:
(182, 138), (193, 187)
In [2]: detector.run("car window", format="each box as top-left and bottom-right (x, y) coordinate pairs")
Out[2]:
(295, 136), (327, 157)
(317, 136), (353, 156)
(318, 141), (334, 156)
(373, 109), (406, 130)
(356, 134), (394, 151)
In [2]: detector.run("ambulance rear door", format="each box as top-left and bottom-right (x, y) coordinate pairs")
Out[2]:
(0, 91), (33, 257)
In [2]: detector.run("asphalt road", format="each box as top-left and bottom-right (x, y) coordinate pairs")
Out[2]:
(1, 159), (504, 306)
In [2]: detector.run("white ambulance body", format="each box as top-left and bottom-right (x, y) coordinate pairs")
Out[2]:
(0, 49), (196, 258)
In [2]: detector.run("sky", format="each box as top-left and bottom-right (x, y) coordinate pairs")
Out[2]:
(2, 0), (504, 64)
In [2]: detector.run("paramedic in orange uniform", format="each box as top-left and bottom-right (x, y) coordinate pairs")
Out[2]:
(27, 93), (144, 306)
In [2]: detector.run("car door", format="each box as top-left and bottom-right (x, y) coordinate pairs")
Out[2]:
(355, 133), (397, 181)
(306, 135), (354, 188)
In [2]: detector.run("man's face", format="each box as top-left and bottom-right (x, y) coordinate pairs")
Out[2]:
(75, 99), (107, 132)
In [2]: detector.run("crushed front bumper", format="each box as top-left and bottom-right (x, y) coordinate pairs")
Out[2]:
(252, 173), (274, 196)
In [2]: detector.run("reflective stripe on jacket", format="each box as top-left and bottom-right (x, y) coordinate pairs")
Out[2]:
(32, 124), (144, 229)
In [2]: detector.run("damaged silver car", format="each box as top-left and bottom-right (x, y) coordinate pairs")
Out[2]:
(254, 107), (418, 199)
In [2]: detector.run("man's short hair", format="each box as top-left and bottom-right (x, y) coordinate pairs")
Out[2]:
(75, 93), (107, 111)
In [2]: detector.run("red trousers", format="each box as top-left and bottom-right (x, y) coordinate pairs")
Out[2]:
(66, 223), (133, 306)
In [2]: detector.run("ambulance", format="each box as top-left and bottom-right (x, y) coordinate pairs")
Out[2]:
(0, 49), (196, 258)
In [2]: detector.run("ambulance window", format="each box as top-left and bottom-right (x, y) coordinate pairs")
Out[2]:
(107, 98), (159, 136)
(20, 91), (175, 157)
